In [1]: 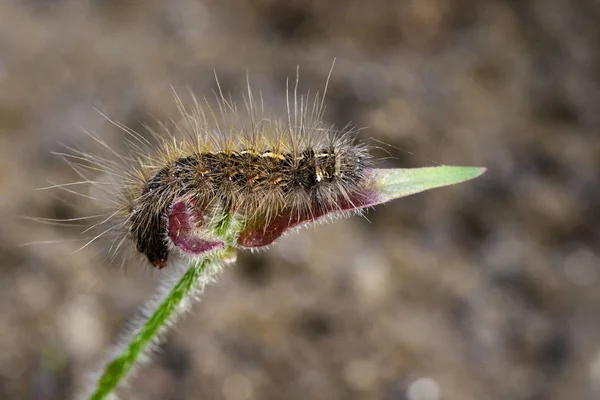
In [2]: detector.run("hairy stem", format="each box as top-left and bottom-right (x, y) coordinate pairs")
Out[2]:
(86, 255), (225, 400)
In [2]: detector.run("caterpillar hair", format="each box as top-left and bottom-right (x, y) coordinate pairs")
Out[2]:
(51, 67), (372, 269)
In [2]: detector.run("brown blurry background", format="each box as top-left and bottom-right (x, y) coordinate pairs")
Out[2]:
(1, 0), (600, 399)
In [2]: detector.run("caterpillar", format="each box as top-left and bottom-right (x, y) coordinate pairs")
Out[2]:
(132, 137), (368, 267)
(56, 69), (373, 269)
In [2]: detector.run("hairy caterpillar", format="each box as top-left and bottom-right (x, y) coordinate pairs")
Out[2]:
(56, 69), (374, 269)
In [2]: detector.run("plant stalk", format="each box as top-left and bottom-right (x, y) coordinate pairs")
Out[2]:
(87, 256), (218, 400)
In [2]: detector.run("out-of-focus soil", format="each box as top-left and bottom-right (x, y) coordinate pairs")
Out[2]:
(1, 1), (600, 399)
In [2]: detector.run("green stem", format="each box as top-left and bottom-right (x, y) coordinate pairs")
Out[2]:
(87, 257), (214, 400)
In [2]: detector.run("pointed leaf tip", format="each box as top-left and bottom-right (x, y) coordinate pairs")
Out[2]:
(370, 166), (486, 204)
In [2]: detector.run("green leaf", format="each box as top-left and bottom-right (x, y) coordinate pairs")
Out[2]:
(371, 166), (486, 204)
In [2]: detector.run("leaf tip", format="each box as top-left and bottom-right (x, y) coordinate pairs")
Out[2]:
(368, 165), (487, 205)
(452, 165), (487, 182)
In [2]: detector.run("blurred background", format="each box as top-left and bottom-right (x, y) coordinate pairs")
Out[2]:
(1, 0), (599, 399)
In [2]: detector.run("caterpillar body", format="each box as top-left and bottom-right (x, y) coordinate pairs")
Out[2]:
(133, 142), (368, 267)
(58, 72), (372, 269)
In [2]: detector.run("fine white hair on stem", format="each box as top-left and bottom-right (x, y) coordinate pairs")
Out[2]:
(80, 256), (231, 399)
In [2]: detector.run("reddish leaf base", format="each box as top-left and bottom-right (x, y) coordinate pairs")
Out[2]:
(168, 201), (224, 256)
(238, 189), (380, 248)
(166, 182), (381, 256)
